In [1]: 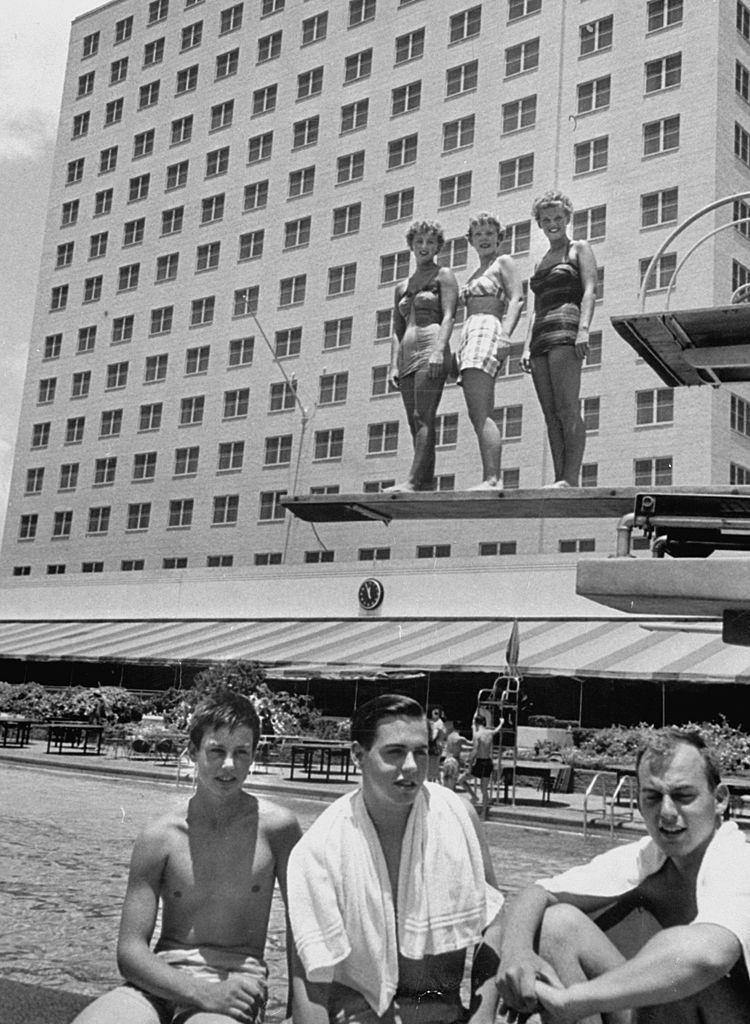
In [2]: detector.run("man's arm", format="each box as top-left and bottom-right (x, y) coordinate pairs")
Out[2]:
(465, 803), (501, 1024)
(536, 923), (742, 1024)
(116, 825), (264, 1020)
(290, 940), (331, 1024)
(269, 808), (303, 1020)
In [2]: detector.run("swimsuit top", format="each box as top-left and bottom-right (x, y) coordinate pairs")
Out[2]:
(460, 272), (502, 304)
(529, 253), (584, 310)
(397, 268), (442, 320)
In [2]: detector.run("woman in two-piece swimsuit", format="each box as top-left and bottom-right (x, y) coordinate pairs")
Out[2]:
(458, 213), (523, 489)
(521, 190), (598, 488)
(388, 220), (459, 491)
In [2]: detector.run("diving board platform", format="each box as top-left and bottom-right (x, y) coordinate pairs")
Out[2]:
(281, 487), (746, 525)
(611, 304), (750, 387)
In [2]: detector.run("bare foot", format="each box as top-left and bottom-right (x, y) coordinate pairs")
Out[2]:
(467, 480), (499, 491)
(543, 480), (572, 489)
(381, 481), (417, 493)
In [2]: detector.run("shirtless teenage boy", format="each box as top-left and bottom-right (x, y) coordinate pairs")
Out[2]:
(496, 728), (750, 1024)
(73, 692), (301, 1024)
(471, 714), (504, 820)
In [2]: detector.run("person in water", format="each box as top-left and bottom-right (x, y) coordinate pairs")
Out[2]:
(387, 219), (459, 491)
(458, 213), (524, 490)
(521, 190), (598, 488)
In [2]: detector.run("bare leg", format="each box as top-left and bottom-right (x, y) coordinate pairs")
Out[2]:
(70, 986), (165, 1024)
(529, 354), (565, 483)
(461, 368), (502, 487)
(388, 368), (445, 491)
(538, 903), (631, 1024)
(547, 346), (586, 486)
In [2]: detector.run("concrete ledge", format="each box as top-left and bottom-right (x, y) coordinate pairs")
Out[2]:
(0, 978), (92, 1024)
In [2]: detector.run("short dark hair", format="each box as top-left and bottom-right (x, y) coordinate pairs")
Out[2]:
(635, 727), (721, 790)
(188, 691), (261, 752)
(351, 694), (425, 750)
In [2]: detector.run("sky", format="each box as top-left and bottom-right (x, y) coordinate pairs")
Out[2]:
(0, 1), (96, 537)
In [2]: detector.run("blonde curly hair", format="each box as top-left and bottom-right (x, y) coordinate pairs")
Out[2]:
(405, 219), (445, 250)
(531, 190), (574, 224)
(465, 212), (504, 243)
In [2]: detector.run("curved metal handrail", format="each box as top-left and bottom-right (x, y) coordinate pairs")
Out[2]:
(663, 217), (750, 309)
(582, 770), (609, 838)
(638, 192), (750, 311)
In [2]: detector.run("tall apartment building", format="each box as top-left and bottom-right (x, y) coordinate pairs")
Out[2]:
(3, 0), (750, 580)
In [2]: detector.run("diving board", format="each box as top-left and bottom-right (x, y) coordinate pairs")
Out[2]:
(281, 486), (749, 525)
(611, 304), (750, 387)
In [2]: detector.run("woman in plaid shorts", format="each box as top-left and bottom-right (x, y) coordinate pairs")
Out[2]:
(457, 213), (524, 489)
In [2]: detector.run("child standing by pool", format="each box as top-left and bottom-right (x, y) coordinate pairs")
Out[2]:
(72, 691), (301, 1024)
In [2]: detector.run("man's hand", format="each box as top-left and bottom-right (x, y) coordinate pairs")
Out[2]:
(496, 950), (553, 1021)
(199, 974), (267, 1023)
(534, 975), (576, 1024)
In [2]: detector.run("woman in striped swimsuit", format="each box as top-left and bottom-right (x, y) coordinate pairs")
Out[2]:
(458, 213), (523, 489)
(521, 190), (598, 488)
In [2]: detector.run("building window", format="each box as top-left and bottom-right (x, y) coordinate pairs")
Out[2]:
(174, 446), (199, 476)
(641, 187), (678, 227)
(106, 361), (129, 389)
(450, 5), (481, 42)
(253, 84), (278, 116)
(380, 250), (410, 285)
(573, 205), (606, 242)
(244, 180), (269, 211)
(163, 558), (188, 570)
(304, 550), (334, 564)
(314, 428), (344, 461)
(384, 189), (414, 224)
(72, 111), (90, 139)
(196, 242), (220, 272)
(133, 452), (157, 481)
(585, 332), (603, 366)
(66, 158), (84, 185)
(499, 154), (534, 191)
(144, 38), (165, 67)
(498, 222), (531, 256)
(479, 540), (517, 556)
(288, 167), (315, 198)
(341, 99), (369, 134)
(233, 287), (259, 317)
(359, 546), (390, 561)
(148, 307), (173, 339)
(492, 404), (523, 440)
(258, 30), (282, 62)
(123, 220), (144, 248)
(580, 15), (612, 56)
(741, 2), (750, 41)
(82, 31), (100, 58)
(349, 0), (376, 26)
(648, 0), (682, 33)
(19, 514), (38, 540)
(99, 146), (118, 174)
(258, 491), (287, 521)
(210, 100), (234, 131)
(220, 4), (243, 34)
(736, 123), (750, 168)
(44, 334), (62, 360)
(442, 115), (475, 153)
(61, 200), (79, 227)
(636, 388), (674, 426)
(435, 412), (459, 447)
(37, 377), (57, 404)
(337, 150), (365, 184)
(392, 81), (421, 116)
(302, 12), (328, 44)
(319, 372), (348, 405)
(46, 564), (67, 575)
(13, 566), (32, 577)
(577, 76), (610, 114)
(264, 434), (293, 467)
(446, 60), (478, 97)
(439, 171), (472, 207)
(634, 456), (673, 486)
(559, 538), (596, 554)
(128, 174), (150, 202)
(345, 48), (372, 83)
(734, 198), (750, 239)
(248, 132), (273, 163)
(191, 296), (215, 326)
(328, 263), (357, 296)
(156, 252), (179, 282)
(127, 503), (151, 531)
(138, 81), (160, 110)
(732, 393), (750, 437)
(580, 396), (600, 432)
(293, 116), (319, 151)
(416, 544), (450, 559)
(93, 457), (116, 486)
(104, 98), (124, 126)
(166, 162), (189, 191)
(218, 440), (244, 471)
(168, 499), (194, 528)
(297, 66), (324, 101)
(322, 319), (352, 351)
(645, 53), (681, 94)
(275, 329), (302, 359)
(255, 551), (282, 565)
(639, 253), (676, 291)
(228, 336), (254, 366)
(55, 242), (74, 269)
(175, 65), (199, 96)
(118, 263), (140, 292)
(148, 0), (169, 25)
(201, 194), (225, 224)
(574, 136), (608, 175)
(216, 49), (239, 81)
(730, 461), (750, 485)
(262, 0), (284, 13)
(269, 380), (297, 411)
(87, 506), (111, 535)
(284, 218), (311, 249)
(133, 129), (155, 160)
(25, 467), (44, 494)
(644, 116), (680, 156)
(77, 71), (95, 97)
(65, 416), (85, 444)
(213, 495), (239, 525)
(114, 15), (133, 43)
(439, 237), (469, 269)
(99, 409), (123, 438)
(505, 38), (539, 76)
(224, 388), (250, 418)
(734, 259), (750, 296)
(239, 230), (264, 260)
(181, 21), (203, 52)
(367, 421), (399, 454)
(185, 345), (210, 375)
(53, 511), (74, 538)
(180, 395), (205, 426)
(279, 275), (306, 307)
(371, 365), (398, 397)
(139, 403), (162, 431)
(388, 134), (418, 169)
(77, 326), (96, 353)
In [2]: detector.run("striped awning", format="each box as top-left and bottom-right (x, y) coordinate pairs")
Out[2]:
(0, 617), (742, 682)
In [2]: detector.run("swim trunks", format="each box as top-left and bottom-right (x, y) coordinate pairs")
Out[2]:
(471, 758), (493, 779)
(456, 315), (509, 382)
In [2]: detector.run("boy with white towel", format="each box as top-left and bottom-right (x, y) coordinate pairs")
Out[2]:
(496, 727), (750, 1024)
(288, 694), (504, 1024)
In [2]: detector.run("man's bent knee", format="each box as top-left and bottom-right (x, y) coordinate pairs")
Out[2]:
(538, 903), (595, 960)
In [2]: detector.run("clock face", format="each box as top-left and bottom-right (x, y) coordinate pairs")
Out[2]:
(358, 577), (384, 610)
